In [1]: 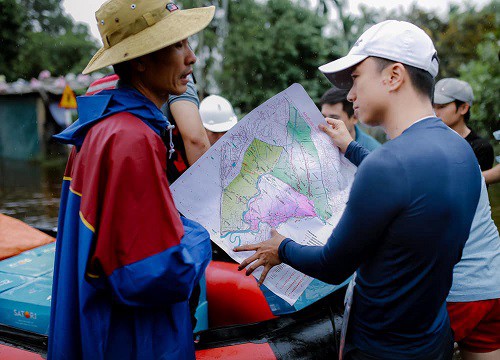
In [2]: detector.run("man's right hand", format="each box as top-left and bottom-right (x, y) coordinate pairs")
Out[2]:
(319, 118), (354, 153)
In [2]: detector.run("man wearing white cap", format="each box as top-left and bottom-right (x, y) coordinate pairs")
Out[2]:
(433, 78), (494, 171)
(200, 94), (238, 145)
(317, 83), (500, 360)
(236, 20), (482, 359)
(49, 1), (215, 359)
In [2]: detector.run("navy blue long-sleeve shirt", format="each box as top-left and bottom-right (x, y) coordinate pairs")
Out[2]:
(278, 118), (481, 358)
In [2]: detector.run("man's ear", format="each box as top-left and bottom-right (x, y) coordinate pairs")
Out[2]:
(385, 63), (405, 92)
(458, 102), (470, 116)
(349, 115), (359, 125)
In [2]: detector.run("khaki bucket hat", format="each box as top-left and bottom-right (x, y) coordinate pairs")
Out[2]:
(82, 0), (215, 74)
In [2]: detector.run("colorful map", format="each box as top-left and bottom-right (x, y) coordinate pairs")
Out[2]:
(221, 104), (332, 237)
(243, 174), (317, 232)
(171, 84), (356, 306)
(221, 139), (283, 235)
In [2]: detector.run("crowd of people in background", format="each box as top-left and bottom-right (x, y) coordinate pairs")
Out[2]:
(47, 1), (499, 359)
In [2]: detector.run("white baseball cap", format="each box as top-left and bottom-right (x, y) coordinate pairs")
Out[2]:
(319, 20), (439, 88)
(200, 95), (238, 133)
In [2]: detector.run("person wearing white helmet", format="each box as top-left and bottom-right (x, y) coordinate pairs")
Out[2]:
(200, 94), (238, 145)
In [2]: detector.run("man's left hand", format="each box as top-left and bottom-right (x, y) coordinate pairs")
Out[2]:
(233, 229), (286, 285)
(319, 118), (353, 153)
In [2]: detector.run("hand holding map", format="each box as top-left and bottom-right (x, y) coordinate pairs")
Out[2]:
(320, 118), (354, 153)
(234, 228), (286, 285)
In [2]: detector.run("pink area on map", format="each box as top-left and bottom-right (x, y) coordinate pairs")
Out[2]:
(243, 174), (317, 230)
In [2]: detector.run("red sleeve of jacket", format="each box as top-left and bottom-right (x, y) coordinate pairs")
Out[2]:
(71, 112), (184, 277)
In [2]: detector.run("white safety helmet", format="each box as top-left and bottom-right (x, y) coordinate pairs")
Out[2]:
(200, 95), (238, 133)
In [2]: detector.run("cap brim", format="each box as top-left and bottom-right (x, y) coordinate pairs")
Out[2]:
(203, 117), (238, 133)
(433, 92), (455, 105)
(318, 54), (368, 89)
(83, 6), (215, 74)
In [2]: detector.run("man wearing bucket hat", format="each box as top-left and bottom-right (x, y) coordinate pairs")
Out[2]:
(236, 20), (482, 359)
(199, 94), (238, 145)
(48, 1), (215, 359)
(433, 78), (494, 171)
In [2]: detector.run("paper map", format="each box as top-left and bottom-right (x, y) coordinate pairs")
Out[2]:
(171, 84), (356, 305)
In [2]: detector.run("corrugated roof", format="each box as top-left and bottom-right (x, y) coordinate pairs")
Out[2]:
(0, 72), (110, 96)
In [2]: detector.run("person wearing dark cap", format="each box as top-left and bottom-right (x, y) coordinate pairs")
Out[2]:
(49, 1), (215, 359)
(235, 20), (482, 359)
(319, 87), (380, 151)
(433, 78), (494, 171)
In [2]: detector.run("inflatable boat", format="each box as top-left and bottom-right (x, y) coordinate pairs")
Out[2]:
(0, 215), (346, 359)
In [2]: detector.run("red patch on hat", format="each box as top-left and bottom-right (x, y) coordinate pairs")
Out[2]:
(166, 3), (179, 12)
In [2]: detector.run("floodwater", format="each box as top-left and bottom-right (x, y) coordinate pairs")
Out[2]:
(0, 158), (65, 229)
(1, 157), (500, 230)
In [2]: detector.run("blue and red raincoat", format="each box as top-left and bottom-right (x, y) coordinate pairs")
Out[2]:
(48, 86), (212, 359)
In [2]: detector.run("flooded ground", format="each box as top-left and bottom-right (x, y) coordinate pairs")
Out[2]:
(1, 158), (500, 230)
(0, 158), (65, 229)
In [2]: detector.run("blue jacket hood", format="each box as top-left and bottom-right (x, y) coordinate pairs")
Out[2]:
(53, 86), (170, 147)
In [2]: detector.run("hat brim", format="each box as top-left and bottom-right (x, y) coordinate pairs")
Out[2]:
(433, 92), (456, 105)
(318, 54), (368, 89)
(82, 6), (215, 75)
(203, 117), (238, 133)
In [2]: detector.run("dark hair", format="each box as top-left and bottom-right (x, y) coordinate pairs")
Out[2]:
(454, 100), (471, 122)
(112, 61), (132, 84)
(373, 57), (435, 100)
(319, 88), (354, 118)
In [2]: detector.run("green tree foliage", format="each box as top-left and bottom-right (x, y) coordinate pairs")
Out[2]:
(0, 0), (97, 81)
(19, 0), (72, 34)
(179, 0), (230, 98)
(399, 2), (499, 78)
(2, 0), (497, 140)
(321, 0), (383, 57)
(14, 23), (97, 80)
(459, 35), (500, 136)
(219, 0), (333, 113)
(437, 2), (498, 78)
(0, 0), (28, 79)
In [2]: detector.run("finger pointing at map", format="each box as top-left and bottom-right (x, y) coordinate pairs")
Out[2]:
(234, 229), (286, 285)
